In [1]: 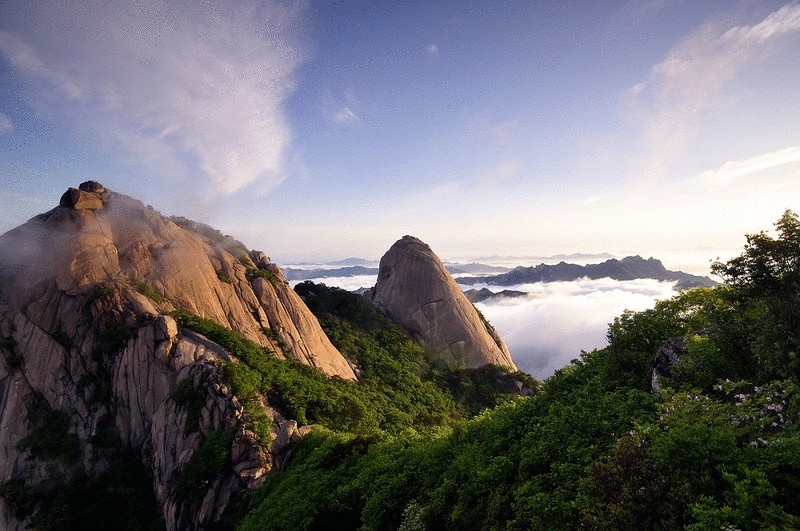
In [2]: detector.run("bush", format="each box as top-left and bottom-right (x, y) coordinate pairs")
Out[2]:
(173, 429), (237, 506)
(136, 281), (163, 303)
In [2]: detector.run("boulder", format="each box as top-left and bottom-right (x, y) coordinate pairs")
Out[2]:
(59, 187), (104, 210)
(651, 336), (686, 392)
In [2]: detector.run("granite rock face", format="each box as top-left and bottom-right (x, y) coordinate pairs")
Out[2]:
(368, 236), (516, 370)
(0, 182), (354, 530)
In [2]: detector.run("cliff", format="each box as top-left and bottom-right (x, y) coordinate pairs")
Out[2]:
(0, 182), (353, 529)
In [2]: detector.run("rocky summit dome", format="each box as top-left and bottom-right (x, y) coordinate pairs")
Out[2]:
(0, 181), (355, 530)
(368, 235), (516, 370)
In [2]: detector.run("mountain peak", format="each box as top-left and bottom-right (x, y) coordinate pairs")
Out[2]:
(368, 235), (516, 370)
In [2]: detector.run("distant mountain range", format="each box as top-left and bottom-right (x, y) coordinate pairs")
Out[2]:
(457, 255), (716, 290)
(283, 256), (716, 290)
(282, 265), (378, 281)
(444, 262), (512, 274)
(283, 262), (511, 281)
(463, 288), (528, 303)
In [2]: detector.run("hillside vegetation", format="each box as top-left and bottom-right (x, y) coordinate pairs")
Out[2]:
(233, 210), (800, 530)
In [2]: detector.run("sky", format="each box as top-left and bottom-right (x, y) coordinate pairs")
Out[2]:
(1, 0), (799, 269)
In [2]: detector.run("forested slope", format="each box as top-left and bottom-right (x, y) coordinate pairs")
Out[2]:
(235, 210), (800, 530)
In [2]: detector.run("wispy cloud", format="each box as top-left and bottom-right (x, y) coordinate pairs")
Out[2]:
(0, 0), (306, 195)
(722, 4), (800, 43)
(0, 112), (11, 133)
(426, 43), (439, 57)
(695, 145), (800, 185)
(323, 88), (359, 124)
(623, 3), (800, 180)
(334, 107), (358, 123)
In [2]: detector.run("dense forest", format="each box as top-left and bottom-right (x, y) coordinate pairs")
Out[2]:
(230, 210), (800, 530)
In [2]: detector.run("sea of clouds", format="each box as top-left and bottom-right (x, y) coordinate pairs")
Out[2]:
(289, 268), (680, 380)
(472, 278), (677, 379)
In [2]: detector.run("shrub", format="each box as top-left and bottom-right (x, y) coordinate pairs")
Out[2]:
(136, 281), (163, 303)
(174, 429), (237, 506)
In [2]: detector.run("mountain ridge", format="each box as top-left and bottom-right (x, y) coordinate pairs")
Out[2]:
(457, 255), (716, 289)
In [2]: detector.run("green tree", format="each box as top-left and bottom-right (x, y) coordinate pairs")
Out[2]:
(712, 209), (800, 378)
(712, 209), (800, 334)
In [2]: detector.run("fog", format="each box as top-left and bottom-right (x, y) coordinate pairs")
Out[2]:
(474, 278), (678, 379)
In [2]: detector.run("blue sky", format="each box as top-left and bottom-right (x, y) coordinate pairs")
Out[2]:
(1, 1), (799, 266)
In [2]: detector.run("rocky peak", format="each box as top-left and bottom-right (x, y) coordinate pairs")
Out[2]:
(367, 235), (516, 370)
(58, 180), (109, 210)
(0, 182), (356, 529)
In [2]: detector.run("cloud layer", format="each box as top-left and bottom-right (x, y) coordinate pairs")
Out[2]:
(290, 270), (680, 380)
(0, 0), (305, 194)
(475, 278), (678, 379)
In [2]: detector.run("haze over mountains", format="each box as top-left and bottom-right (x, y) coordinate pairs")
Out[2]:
(457, 255), (716, 290)
(284, 255), (715, 288)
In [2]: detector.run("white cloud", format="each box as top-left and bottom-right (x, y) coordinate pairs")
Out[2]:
(426, 43), (439, 57)
(0, 1), (306, 195)
(323, 89), (359, 124)
(695, 145), (800, 185)
(476, 278), (678, 379)
(334, 107), (358, 123)
(722, 4), (800, 43)
(0, 112), (11, 133)
(286, 271), (680, 380)
(624, 3), (800, 180)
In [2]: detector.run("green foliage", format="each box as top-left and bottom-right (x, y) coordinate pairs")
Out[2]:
(709, 209), (800, 380)
(0, 458), (164, 530)
(171, 377), (205, 433)
(174, 428), (237, 506)
(247, 267), (279, 286)
(90, 283), (113, 302)
(101, 319), (132, 353)
(236, 213), (800, 530)
(136, 280), (163, 303)
(217, 269), (232, 283)
(169, 215), (250, 257)
(50, 324), (74, 351)
(0, 479), (37, 520)
(295, 281), (535, 416)
(16, 407), (79, 462)
(582, 434), (691, 529)
(262, 325), (291, 353)
(172, 308), (463, 436)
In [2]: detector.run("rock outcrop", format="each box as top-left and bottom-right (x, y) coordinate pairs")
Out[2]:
(367, 236), (516, 370)
(651, 336), (687, 393)
(0, 182), (354, 529)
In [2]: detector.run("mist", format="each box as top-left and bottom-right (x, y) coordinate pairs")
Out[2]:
(474, 278), (677, 379)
